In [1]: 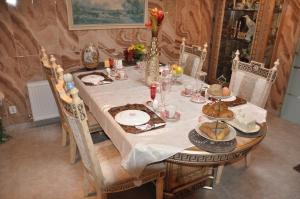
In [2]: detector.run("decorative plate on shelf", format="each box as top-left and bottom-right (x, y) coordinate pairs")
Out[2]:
(81, 43), (99, 70)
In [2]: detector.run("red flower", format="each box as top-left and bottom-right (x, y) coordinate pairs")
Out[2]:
(157, 10), (164, 24)
(145, 21), (152, 29)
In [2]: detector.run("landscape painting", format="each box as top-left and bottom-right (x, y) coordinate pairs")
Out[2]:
(66, 0), (148, 30)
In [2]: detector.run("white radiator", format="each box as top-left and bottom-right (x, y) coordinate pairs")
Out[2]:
(27, 80), (59, 121)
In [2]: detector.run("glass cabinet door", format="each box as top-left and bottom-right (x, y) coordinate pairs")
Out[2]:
(216, 0), (260, 81)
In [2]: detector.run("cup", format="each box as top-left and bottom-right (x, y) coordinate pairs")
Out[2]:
(184, 84), (193, 95)
(106, 68), (111, 76)
(166, 105), (176, 118)
(119, 70), (126, 79)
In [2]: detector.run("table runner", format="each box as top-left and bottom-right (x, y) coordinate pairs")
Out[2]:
(73, 67), (267, 176)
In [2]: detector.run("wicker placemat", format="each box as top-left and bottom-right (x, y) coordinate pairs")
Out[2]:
(189, 130), (237, 153)
(78, 72), (113, 86)
(108, 104), (166, 134)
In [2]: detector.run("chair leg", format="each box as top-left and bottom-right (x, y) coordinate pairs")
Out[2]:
(215, 165), (224, 185)
(69, 133), (77, 164)
(245, 152), (252, 167)
(83, 170), (90, 197)
(61, 125), (68, 147)
(96, 188), (107, 199)
(156, 176), (164, 199)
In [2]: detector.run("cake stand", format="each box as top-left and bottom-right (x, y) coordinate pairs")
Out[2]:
(202, 93), (235, 140)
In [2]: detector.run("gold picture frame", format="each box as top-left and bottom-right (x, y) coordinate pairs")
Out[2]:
(66, 0), (148, 30)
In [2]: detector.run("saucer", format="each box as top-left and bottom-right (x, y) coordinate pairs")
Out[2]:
(181, 90), (193, 97)
(160, 111), (180, 122)
(190, 95), (206, 104)
(115, 74), (128, 80)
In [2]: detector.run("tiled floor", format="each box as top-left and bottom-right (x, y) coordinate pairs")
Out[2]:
(0, 114), (300, 199)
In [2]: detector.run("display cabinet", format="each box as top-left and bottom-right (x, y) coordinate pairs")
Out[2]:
(208, 0), (282, 82)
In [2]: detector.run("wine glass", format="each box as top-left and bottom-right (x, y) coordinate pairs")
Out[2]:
(191, 73), (206, 103)
(159, 75), (172, 111)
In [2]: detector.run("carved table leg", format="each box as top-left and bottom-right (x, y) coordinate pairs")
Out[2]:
(245, 152), (252, 167)
(215, 164), (224, 185)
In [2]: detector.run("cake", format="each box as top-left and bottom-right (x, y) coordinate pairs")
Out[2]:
(202, 102), (234, 119)
(207, 84), (222, 96)
(199, 122), (230, 140)
(233, 111), (256, 131)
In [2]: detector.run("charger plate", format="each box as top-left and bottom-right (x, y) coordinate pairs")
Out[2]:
(189, 129), (237, 153)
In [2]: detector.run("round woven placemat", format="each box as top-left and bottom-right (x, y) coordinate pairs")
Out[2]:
(189, 130), (237, 153)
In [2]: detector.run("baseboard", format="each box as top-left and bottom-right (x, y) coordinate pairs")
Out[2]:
(6, 117), (61, 131)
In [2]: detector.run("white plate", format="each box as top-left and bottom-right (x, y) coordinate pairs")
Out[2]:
(195, 123), (236, 142)
(221, 96), (236, 102)
(115, 110), (150, 126)
(81, 75), (105, 84)
(227, 120), (261, 134)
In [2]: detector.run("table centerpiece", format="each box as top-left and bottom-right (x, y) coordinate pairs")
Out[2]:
(145, 8), (165, 86)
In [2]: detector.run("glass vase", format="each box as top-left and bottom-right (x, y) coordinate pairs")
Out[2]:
(145, 37), (160, 86)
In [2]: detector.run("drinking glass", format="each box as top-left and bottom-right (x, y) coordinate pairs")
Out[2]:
(159, 75), (172, 111)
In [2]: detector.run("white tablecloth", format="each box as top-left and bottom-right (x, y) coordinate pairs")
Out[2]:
(74, 67), (267, 176)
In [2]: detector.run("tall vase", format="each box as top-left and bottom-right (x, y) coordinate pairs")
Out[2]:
(145, 37), (160, 86)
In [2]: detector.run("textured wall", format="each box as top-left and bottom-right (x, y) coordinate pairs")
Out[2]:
(267, 0), (300, 114)
(0, 0), (216, 125)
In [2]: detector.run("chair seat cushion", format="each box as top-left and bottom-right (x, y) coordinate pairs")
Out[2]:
(94, 140), (165, 192)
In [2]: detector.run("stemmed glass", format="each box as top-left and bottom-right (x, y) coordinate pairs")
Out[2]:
(159, 74), (172, 111)
(191, 73), (206, 103)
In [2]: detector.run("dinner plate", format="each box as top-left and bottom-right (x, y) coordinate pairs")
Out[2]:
(227, 120), (261, 134)
(81, 75), (105, 84)
(115, 110), (150, 126)
(195, 123), (236, 142)
(221, 96), (236, 102)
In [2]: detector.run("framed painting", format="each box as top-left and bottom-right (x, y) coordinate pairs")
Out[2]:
(66, 0), (148, 30)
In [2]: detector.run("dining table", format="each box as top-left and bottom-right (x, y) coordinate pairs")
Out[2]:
(73, 66), (267, 197)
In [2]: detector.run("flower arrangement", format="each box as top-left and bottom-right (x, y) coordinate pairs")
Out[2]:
(145, 8), (165, 37)
(124, 43), (146, 62)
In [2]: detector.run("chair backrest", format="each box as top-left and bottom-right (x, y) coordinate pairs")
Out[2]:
(40, 47), (52, 79)
(49, 55), (64, 84)
(229, 50), (279, 108)
(179, 38), (208, 78)
(58, 86), (104, 190)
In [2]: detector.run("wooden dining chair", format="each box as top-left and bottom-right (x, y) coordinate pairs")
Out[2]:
(40, 48), (104, 163)
(229, 50), (280, 108)
(40, 48), (69, 147)
(179, 38), (208, 79)
(58, 86), (165, 199)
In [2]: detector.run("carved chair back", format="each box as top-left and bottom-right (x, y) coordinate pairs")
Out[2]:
(58, 86), (104, 190)
(229, 50), (279, 107)
(179, 38), (208, 78)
